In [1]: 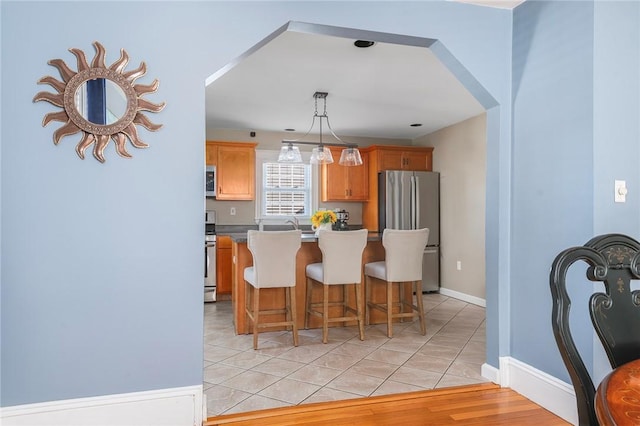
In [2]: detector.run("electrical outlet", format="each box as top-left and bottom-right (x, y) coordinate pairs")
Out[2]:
(456, 261), (462, 271)
(230, 207), (236, 216)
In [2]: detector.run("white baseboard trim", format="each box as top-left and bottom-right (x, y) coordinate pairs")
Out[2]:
(438, 287), (486, 307)
(481, 362), (499, 383)
(0, 385), (203, 426)
(498, 356), (577, 425)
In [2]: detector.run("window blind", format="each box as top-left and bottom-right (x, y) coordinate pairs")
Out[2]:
(262, 163), (310, 216)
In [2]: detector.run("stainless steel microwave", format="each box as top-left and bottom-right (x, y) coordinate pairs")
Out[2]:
(206, 166), (216, 197)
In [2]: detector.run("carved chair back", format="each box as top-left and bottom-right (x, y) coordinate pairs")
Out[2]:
(550, 233), (640, 425)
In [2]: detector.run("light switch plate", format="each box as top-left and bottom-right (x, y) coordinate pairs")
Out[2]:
(615, 180), (627, 203)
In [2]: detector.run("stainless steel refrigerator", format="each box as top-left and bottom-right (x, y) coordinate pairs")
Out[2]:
(378, 170), (440, 292)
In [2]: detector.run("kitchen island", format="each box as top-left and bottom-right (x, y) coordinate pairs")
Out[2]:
(229, 232), (414, 335)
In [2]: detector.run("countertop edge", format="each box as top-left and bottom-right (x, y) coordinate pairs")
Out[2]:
(227, 232), (382, 243)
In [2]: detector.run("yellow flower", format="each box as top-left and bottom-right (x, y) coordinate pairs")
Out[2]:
(311, 210), (337, 227)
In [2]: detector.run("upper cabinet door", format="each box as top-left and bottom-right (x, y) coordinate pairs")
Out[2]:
(321, 148), (369, 201)
(377, 150), (404, 170)
(205, 142), (218, 166)
(208, 141), (257, 200)
(374, 146), (433, 171)
(402, 150), (432, 171)
(345, 150), (369, 200)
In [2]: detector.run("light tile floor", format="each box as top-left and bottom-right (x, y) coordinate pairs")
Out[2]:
(203, 293), (486, 417)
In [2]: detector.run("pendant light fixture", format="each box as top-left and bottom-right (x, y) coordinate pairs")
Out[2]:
(279, 92), (363, 166)
(277, 142), (302, 163)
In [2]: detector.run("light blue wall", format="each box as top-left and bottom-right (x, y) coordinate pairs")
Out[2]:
(592, 0), (640, 383)
(593, 1), (640, 237)
(1, 1), (513, 406)
(511, 0), (595, 381)
(511, 0), (640, 383)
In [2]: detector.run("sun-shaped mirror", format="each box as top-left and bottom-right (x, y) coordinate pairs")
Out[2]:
(34, 41), (165, 163)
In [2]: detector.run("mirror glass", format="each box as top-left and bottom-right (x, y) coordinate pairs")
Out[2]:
(75, 78), (128, 125)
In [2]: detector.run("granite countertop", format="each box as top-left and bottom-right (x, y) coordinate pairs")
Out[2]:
(215, 224), (380, 243)
(226, 230), (382, 243)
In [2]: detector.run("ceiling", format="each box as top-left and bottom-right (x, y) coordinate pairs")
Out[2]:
(205, 3), (522, 142)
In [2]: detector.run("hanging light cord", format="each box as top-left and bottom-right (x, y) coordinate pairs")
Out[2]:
(317, 93), (348, 146)
(283, 93), (355, 148)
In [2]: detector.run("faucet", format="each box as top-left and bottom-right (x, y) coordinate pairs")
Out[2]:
(285, 217), (299, 230)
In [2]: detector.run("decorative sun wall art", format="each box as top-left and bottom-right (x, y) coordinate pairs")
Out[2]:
(33, 41), (166, 163)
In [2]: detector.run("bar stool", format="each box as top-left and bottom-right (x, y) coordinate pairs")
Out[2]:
(244, 230), (301, 350)
(305, 229), (368, 343)
(364, 228), (430, 338)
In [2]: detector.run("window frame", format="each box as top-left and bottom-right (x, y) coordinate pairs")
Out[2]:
(255, 149), (318, 226)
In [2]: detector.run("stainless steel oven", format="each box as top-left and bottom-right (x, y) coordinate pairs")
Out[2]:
(205, 210), (216, 302)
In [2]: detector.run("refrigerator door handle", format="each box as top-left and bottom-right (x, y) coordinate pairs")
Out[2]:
(410, 175), (415, 229)
(389, 173), (400, 229)
(413, 175), (421, 229)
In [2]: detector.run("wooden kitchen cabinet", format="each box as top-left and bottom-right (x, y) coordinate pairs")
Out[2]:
(362, 145), (434, 231)
(206, 141), (257, 200)
(216, 235), (232, 295)
(205, 142), (217, 166)
(320, 147), (369, 201)
(372, 145), (433, 171)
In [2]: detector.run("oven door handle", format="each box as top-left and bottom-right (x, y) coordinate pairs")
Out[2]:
(205, 243), (216, 280)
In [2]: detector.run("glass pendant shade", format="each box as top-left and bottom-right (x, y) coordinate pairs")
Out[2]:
(279, 92), (362, 166)
(338, 147), (363, 166)
(309, 146), (334, 165)
(278, 144), (302, 163)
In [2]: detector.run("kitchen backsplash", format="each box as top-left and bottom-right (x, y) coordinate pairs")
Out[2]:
(205, 198), (363, 226)
(206, 199), (255, 224)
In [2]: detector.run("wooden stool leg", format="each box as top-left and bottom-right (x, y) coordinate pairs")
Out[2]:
(322, 284), (329, 344)
(245, 281), (250, 335)
(365, 275), (371, 326)
(305, 278), (313, 330)
(288, 286), (299, 347)
(387, 281), (393, 338)
(355, 282), (365, 341)
(415, 281), (426, 335)
(285, 287), (292, 330)
(343, 283), (348, 320)
(252, 287), (260, 350)
(399, 282), (406, 323)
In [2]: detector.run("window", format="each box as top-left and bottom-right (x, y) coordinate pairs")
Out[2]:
(262, 162), (311, 217)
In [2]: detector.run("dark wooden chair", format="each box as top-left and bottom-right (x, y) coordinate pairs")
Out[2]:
(550, 233), (640, 425)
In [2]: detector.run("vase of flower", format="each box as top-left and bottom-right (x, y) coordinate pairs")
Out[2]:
(312, 222), (332, 236)
(311, 210), (337, 236)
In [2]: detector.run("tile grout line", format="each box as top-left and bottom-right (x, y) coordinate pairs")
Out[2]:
(433, 304), (487, 388)
(204, 293), (486, 416)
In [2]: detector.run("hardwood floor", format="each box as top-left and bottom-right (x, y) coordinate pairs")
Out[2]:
(204, 383), (570, 425)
